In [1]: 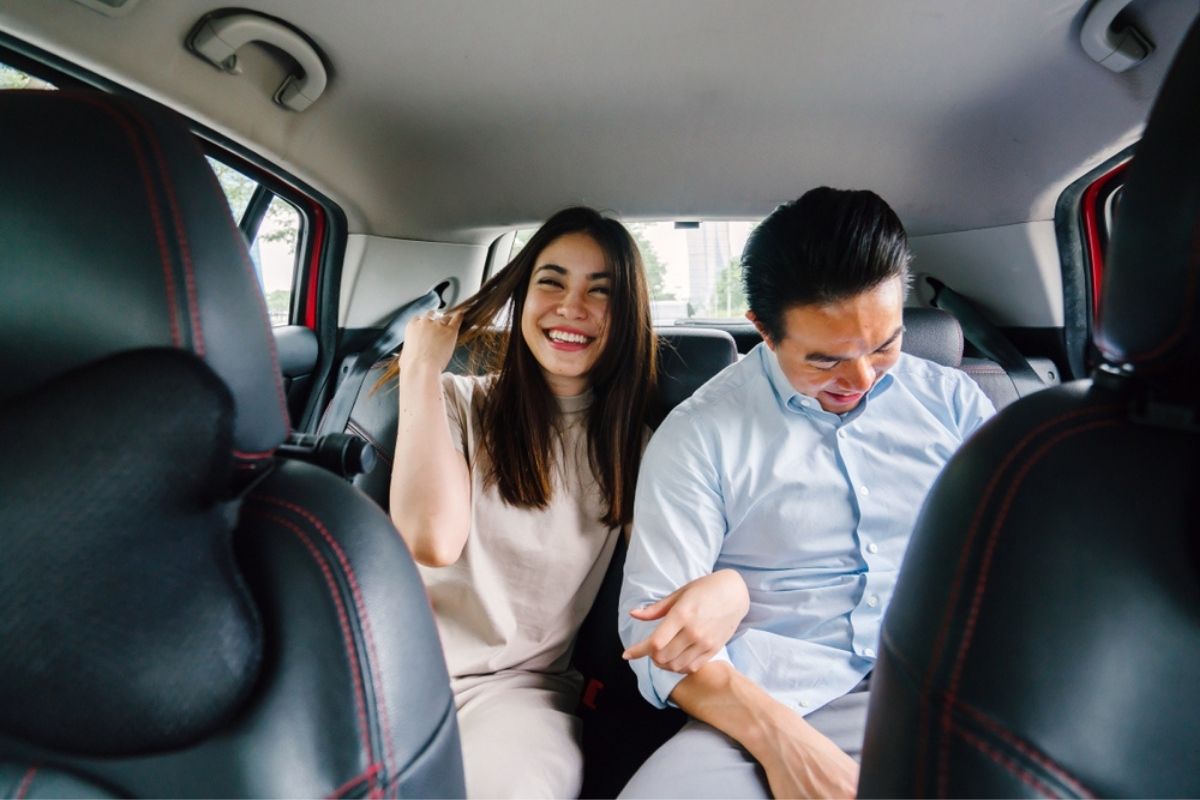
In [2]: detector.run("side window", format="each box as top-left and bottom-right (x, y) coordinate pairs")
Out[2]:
(0, 61), (56, 90)
(207, 158), (302, 326)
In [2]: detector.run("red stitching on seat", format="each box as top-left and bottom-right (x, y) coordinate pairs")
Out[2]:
(936, 415), (1120, 795)
(918, 404), (1119, 793)
(245, 508), (374, 762)
(951, 722), (1061, 798)
(134, 111), (205, 356)
(327, 763), (382, 799)
(14, 767), (37, 800)
(256, 496), (397, 780)
(955, 701), (1095, 798)
(66, 94), (182, 349)
(233, 449), (276, 460)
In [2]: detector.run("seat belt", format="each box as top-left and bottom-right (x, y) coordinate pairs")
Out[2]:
(925, 277), (1046, 398)
(318, 281), (447, 436)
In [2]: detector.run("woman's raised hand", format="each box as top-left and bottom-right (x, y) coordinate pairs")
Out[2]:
(399, 309), (464, 374)
(622, 568), (750, 674)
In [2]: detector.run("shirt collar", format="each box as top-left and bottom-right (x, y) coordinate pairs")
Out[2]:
(758, 343), (896, 419)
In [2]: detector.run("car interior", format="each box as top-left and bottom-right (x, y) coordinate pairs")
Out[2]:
(1, 0), (1197, 797)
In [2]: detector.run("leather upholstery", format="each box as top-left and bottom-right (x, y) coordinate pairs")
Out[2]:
(859, 17), (1200, 798)
(1095, 19), (1200, 402)
(0, 91), (288, 462)
(0, 91), (463, 797)
(651, 328), (739, 426)
(901, 308), (964, 368)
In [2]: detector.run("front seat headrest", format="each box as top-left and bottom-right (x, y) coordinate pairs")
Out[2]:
(1095, 23), (1200, 402)
(0, 90), (290, 459)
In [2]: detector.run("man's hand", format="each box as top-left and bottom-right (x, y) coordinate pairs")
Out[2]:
(754, 712), (859, 800)
(623, 568), (749, 674)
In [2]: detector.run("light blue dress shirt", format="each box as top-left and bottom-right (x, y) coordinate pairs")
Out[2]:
(619, 344), (995, 713)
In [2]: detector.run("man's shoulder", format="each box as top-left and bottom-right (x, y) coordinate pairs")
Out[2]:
(886, 352), (993, 425)
(891, 352), (976, 389)
(670, 349), (766, 420)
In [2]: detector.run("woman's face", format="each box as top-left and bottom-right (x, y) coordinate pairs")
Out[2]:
(520, 231), (612, 397)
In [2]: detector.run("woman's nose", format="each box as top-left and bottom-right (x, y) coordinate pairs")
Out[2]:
(557, 293), (587, 319)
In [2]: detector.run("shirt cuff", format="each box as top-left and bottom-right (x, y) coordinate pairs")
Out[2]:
(645, 646), (733, 709)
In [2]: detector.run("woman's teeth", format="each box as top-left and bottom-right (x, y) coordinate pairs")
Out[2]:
(548, 330), (589, 344)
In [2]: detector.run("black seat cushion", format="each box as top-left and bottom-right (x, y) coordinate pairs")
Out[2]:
(0, 349), (259, 755)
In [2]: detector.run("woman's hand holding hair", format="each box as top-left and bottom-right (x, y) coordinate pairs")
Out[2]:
(390, 307), (472, 568)
(399, 309), (464, 375)
(622, 568), (750, 674)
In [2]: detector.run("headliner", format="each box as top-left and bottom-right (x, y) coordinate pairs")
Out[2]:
(0, 0), (1193, 242)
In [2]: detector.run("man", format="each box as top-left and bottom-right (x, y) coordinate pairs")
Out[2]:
(618, 187), (995, 798)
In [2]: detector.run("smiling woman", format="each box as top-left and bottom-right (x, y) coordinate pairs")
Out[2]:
(381, 206), (663, 797)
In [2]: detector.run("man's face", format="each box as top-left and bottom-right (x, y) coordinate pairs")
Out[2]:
(752, 277), (905, 414)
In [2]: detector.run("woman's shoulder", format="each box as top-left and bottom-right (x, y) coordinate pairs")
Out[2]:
(439, 371), (496, 414)
(440, 371), (495, 395)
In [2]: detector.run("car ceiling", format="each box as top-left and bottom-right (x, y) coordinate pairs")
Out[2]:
(0, 0), (1194, 243)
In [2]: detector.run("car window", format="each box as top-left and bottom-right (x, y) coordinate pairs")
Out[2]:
(510, 220), (759, 325)
(206, 158), (301, 326)
(0, 61), (56, 90)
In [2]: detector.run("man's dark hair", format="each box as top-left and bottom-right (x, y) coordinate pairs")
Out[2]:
(742, 187), (911, 343)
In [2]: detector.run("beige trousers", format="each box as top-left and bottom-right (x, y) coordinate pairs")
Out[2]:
(454, 671), (583, 799)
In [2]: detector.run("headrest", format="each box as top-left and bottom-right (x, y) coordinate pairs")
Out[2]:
(0, 349), (261, 755)
(0, 91), (289, 460)
(654, 327), (738, 426)
(902, 307), (963, 368)
(1095, 18), (1200, 401)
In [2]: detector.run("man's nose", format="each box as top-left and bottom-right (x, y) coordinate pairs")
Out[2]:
(839, 358), (875, 391)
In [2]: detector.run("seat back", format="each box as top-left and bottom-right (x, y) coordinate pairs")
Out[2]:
(859, 18), (1200, 798)
(0, 91), (463, 798)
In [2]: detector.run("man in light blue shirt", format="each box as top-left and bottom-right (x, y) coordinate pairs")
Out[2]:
(619, 188), (994, 799)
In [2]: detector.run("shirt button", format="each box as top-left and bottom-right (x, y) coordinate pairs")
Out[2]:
(867, 542), (879, 554)
(798, 697), (810, 708)
(837, 429), (846, 438)
(864, 647), (877, 659)
(859, 485), (870, 496)
(866, 594), (879, 608)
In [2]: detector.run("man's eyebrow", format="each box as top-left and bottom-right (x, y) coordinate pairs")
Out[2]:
(805, 325), (905, 362)
(874, 325), (905, 351)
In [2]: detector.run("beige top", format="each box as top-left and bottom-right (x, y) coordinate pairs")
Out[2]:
(418, 373), (620, 686)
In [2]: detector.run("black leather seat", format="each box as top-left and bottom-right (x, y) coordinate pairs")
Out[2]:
(0, 91), (464, 797)
(859, 17), (1200, 799)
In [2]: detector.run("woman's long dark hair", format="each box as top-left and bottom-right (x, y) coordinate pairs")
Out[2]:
(383, 207), (656, 527)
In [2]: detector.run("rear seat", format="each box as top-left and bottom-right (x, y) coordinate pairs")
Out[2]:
(322, 310), (1052, 798)
(900, 307), (1060, 409)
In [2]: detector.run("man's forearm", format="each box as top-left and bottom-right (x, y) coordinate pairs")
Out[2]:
(669, 659), (791, 758)
(669, 660), (859, 799)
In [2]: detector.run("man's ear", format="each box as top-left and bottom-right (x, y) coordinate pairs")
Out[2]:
(745, 310), (775, 350)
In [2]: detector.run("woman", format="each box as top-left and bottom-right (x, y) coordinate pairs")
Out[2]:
(385, 207), (747, 798)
